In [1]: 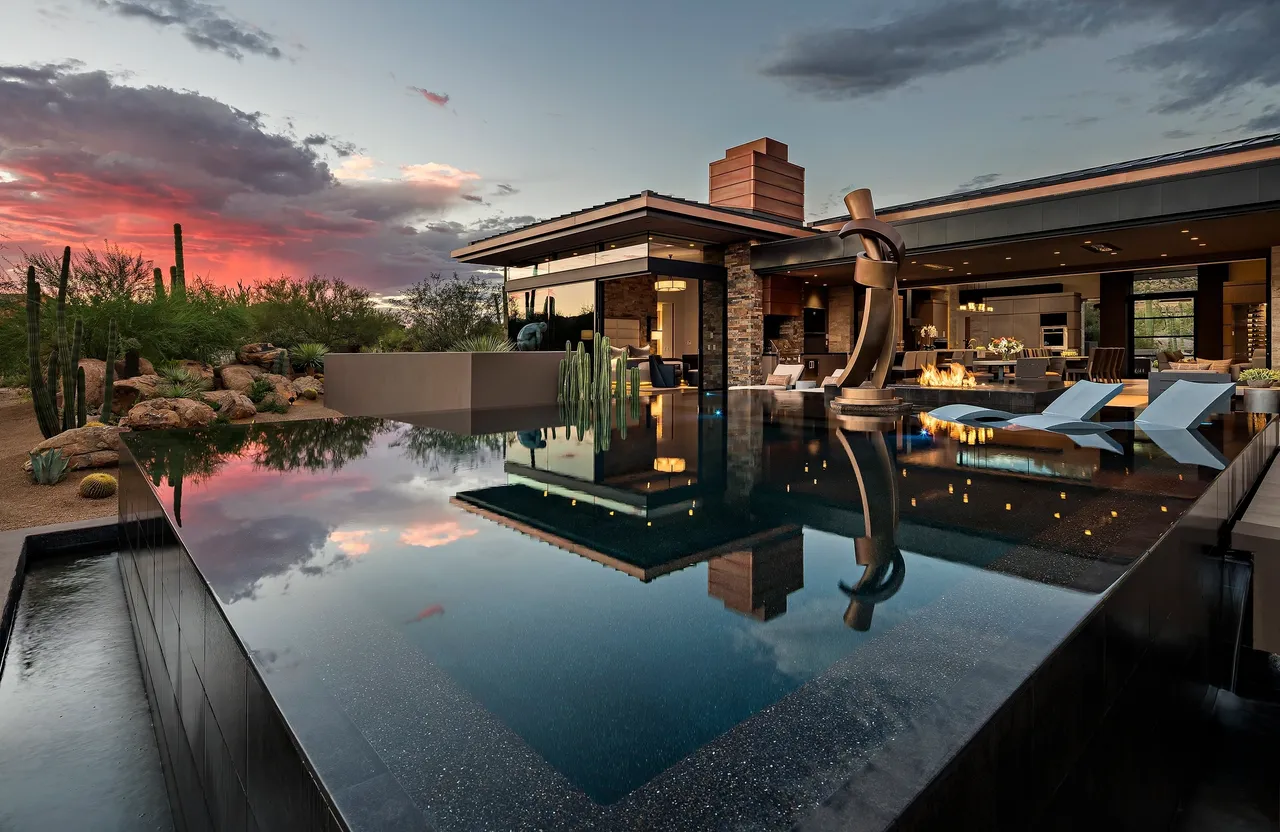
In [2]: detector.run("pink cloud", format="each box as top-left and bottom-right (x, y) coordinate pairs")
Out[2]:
(399, 522), (477, 549)
(409, 87), (450, 107)
(329, 529), (372, 557)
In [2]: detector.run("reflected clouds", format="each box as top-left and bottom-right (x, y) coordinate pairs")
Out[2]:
(399, 522), (478, 549)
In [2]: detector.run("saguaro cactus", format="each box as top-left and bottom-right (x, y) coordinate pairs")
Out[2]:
(171, 223), (187, 299)
(153, 267), (165, 300)
(26, 267), (59, 438)
(103, 318), (117, 423)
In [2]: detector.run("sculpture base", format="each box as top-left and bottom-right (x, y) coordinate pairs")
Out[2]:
(830, 387), (913, 416)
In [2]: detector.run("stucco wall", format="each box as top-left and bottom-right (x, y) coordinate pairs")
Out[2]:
(327, 351), (563, 417)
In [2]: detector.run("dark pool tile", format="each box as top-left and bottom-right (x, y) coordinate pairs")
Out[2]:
(175, 719), (214, 832)
(205, 607), (248, 776)
(1103, 573), (1151, 701)
(205, 712), (249, 832)
(160, 590), (182, 693)
(333, 773), (428, 832)
(1029, 614), (1106, 803)
(180, 647), (206, 764)
(245, 673), (331, 831)
(178, 554), (208, 675)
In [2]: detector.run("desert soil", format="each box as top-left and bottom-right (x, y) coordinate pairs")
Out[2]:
(0, 391), (344, 532)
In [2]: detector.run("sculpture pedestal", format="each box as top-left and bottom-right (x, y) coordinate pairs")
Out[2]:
(830, 386), (912, 416)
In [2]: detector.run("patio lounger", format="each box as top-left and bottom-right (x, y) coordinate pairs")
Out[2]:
(1134, 380), (1235, 430)
(927, 380), (1123, 432)
(1142, 428), (1228, 470)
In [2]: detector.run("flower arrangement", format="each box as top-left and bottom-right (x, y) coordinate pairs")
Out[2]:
(988, 336), (1024, 359)
(918, 324), (939, 350)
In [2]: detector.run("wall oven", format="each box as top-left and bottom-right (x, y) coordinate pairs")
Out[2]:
(1041, 326), (1067, 349)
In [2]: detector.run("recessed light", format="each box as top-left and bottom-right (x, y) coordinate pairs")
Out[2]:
(1161, 253), (1167, 257)
(688, 243), (696, 247)
(1180, 229), (1189, 234)
(1053, 251), (1060, 255)
(1190, 237), (1198, 241)
(963, 261), (969, 265)
(911, 260), (918, 264)
(1059, 263), (1066, 266)
(1083, 240), (1092, 244)
(966, 272), (972, 275)
(1199, 243), (1206, 246)
(1005, 256), (1012, 260)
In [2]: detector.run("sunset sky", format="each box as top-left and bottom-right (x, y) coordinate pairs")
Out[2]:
(4, 0), (1279, 293)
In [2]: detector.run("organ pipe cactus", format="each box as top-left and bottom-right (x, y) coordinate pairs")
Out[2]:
(153, 267), (166, 300)
(76, 367), (87, 427)
(26, 248), (89, 439)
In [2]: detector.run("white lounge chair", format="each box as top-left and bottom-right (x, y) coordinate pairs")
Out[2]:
(927, 380), (1123, 433)
(1142, 429), (1228, 470)
(1134, 380), (1235, 430)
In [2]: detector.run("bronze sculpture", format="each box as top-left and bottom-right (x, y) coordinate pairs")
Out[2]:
(830, 189), (909, 413)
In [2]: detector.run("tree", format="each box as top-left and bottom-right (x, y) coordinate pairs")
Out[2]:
(249, 275), (392, 350)
(394, 272), (503, 352)
(18, 243), (153, 302)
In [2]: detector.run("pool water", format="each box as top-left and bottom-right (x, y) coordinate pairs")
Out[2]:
(120, 393), (1267, 828)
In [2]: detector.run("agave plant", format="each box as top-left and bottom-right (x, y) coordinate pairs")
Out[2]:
(450, 333), (514, 352)
(292, 343), (330, 374)
(157, 365), (212, 399)
(29, 449), (69, 485)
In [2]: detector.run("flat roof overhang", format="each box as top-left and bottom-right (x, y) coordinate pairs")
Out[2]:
(452, 192), (813, 267)
(504, 256), (726, 292)
(754, 158), (1280, 284)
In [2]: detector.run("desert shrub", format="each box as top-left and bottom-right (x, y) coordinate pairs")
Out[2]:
(247, 378), (274, 404)
(395, 272), (503, 352)
(449, 333), (513, 352)
(248, 275), (391, 350)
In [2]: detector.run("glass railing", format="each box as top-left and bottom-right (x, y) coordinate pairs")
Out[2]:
(506, 241), (723, 281)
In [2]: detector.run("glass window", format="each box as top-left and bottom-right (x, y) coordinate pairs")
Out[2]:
(507, 281), (596, 351)
(647, 235), (723, 265)
(1133, 269), (1198, 295)
(1132, 297), (1195, 356)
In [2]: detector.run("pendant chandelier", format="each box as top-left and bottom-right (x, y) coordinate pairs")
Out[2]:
(654, 279), (687, 292)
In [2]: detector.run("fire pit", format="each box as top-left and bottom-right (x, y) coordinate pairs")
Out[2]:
(917, 363), (976, 388)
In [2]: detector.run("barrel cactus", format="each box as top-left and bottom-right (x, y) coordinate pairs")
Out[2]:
(29, 449), (69, 485)
(78, 472), (118, 499)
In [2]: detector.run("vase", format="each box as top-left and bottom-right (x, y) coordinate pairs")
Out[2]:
(1246, 379), (1274, 389)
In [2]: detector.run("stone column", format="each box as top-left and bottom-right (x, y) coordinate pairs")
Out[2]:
(828, 285), (855, 354)
(1271, 247), (1280, 368)
(726, 241), (763, 386)
(946, 285), (963, 348)
(777, 317), (804, 359)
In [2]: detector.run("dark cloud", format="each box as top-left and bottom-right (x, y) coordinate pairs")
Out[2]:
(761, 0), (1280, 118)
(409, 86), (450, 107)
(460, 193), (486, 203)
(0, 63), (488, 291)
(1162, 128), (1196, 140)
(1238, 106), (1280, 133)
(1067, 115), (1101, 128)
(494, 183), (519, 196)
(90, 0), (286, 60)
(952, 172), (1002, 193)
(301, 133), (359, 157)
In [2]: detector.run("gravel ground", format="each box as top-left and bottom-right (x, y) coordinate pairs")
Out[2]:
(0, 391), (343, 532)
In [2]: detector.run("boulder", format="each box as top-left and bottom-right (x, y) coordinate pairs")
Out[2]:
(112, 374), (164, 413)
(23, 424), (122, 472)
(201, 390), (256, 420)
(78, 359), (107, 408)
(218, 364), (258, 394)
(114, 356), (155, 379)
(237, 342), (288, 371)
(291, 376), (323, 400)
(173, 359), (215, 388)
(121, 398), (217, 431)
(261, 373), (297, 407)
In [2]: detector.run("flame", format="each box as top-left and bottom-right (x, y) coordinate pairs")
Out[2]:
(919, 413), (995, 445)
(918, 363), (976, 388)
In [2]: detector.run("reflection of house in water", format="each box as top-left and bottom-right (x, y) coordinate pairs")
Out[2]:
(707, 534), (804, 621)
(453, 393), (808, 619)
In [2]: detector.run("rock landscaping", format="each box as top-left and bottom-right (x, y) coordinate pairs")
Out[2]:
(121, 397), (217, 430)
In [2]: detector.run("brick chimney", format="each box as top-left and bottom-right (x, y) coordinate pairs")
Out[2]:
(708, 138), (804, 222)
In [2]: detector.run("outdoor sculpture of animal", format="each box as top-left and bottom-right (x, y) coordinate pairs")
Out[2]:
(516, 321), (547, 351)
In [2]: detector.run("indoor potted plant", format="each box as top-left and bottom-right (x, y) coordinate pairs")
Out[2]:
(918, 324), (938, 351)
(1239, 367), (1277, 389)
(988, 336), (1024, 359)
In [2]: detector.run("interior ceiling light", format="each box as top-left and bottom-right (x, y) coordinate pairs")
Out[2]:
(1181, 229), (1190, 233)
(1199, 243), (1207, 246)
(654, 279), (687, 292)
(1081, 241), (1121, 254)
(1190, 236), (1199, 241)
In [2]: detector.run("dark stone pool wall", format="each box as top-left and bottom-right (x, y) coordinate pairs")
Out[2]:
(843, 416), (1279, 832)
(117, 445), (345, 832)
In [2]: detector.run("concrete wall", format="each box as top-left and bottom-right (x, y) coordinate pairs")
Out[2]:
(326, 351), (563, 417)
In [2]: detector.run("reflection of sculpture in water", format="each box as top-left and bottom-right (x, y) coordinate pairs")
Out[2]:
(830, 189), (910, 413)
(517, 428), (547, 465)
(835, 426), (906, 631)
(516, 321), (547, 351)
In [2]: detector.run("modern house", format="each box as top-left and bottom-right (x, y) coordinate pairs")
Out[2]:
(452, 134), (1280, 387)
